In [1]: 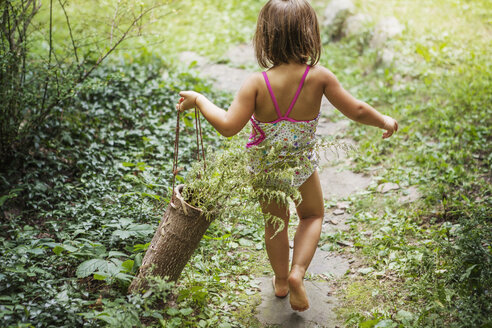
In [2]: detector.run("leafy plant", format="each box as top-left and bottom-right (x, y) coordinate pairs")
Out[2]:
(0, 56), (226, 327)
(76, 255), (135, 283)
(0, 0), (169, 165)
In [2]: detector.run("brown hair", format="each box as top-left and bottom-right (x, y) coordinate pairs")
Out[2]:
(253, 0), (321, 68)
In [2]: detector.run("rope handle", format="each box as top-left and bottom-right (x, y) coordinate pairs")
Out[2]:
(171, 107), (206, 199)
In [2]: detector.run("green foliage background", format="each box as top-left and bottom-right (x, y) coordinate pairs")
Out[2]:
(0, 0), (491, 327)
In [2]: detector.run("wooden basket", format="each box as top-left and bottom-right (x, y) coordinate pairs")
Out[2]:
(128, 184), (213, 292)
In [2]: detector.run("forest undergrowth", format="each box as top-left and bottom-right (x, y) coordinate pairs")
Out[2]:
(0, 55), (257, 327)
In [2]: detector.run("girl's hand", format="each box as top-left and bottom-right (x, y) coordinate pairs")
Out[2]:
(382, 115), (398, 139)
(176, 91), (202, 112)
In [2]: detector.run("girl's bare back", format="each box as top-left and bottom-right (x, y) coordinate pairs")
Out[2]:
(253, 63), (324, 123)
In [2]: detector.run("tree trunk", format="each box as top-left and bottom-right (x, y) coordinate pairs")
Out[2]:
(128, 184), (213, 293)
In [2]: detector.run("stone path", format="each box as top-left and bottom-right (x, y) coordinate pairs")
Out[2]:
(178, 44), (417, 327)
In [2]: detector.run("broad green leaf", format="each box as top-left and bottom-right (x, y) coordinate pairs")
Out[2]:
(53, 245), (65, 256)
(133, 243), (150, 252)
(218, 323), (232, 328)
(167, 308), (179, 316)
(238, 238), (253, 247)
(375, 319), (397, 328)
(320, 244), (332, 251)
(460, 264), (478, 281)
(358, 267), (374, 275)
(56, 290), (69, 302)
(108, 251), (127, 258)
(112, 230), (132, 240)
(114, 273), (133, 282)
(139, 192), (161, 200)
(0, 195), (9, 207)
(395, 310), (414, 321)
(63, 245), (78, 252)
(179, 308), (193, 316)
(121, 162), (135, 167)
(93, 273), (109, 280)
(128, 224), (154, 236)
(26, 248), (44, 255)
(182, 116), (194, 128)
(121, 259), (134, 272)
(106, 262), (120, 275)
(360, 319), (380, 328)
(76, 259), (109, 278)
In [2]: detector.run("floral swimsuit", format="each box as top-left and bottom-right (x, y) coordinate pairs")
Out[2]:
(246, 65), (320, 187)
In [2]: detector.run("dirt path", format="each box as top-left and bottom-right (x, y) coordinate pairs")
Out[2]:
(179, 46), (400, 327)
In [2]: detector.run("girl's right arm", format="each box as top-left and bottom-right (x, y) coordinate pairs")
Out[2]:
(176, 73), (260, 137)
(321, 67), (398, 139)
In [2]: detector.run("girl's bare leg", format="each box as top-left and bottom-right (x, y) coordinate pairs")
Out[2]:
(260, 199), (290, 297)
(289, 170), (324, 311)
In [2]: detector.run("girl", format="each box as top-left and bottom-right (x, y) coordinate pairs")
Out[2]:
(176, 0), (398, 312)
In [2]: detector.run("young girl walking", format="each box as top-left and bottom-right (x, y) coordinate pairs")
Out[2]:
(176, 0), (398, 312)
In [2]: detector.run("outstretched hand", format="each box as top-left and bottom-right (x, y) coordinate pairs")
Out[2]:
(382, 115), (398, 139)
(176, 91), (201, 112)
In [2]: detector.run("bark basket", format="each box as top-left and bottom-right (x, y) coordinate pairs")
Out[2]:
(128, 184), (212, 292)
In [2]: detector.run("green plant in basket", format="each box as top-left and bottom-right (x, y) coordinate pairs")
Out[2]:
(183, 136), (301, 225)
(182, 128), (348, 230)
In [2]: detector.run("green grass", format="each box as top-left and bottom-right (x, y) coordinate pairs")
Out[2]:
(32, 0), (262, 62)
(314, 0), (491, 326)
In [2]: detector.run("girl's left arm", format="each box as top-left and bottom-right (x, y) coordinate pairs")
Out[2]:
(176, 74), (259, 137)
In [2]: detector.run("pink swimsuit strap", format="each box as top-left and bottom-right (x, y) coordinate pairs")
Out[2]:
(246, 65), (312, 149)
(262, 65), (311, 121)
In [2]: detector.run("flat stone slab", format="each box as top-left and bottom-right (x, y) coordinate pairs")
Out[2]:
(323, 224), (350, 234)
(286, 248), (350, 277)
(319, 166), (371, 199)
(255, 277), (341, 328)
(307, 250), (350, 277)
(323, 213), (350, 233)
(399, 186), (422, 203)
(316, 120), (350, 137)
(200, 63), (251, 92)
(178, 51), (209, 67)
(178, 51), (251, 93)
(225, 43), (256, 66)
(377, 182), (400, 193)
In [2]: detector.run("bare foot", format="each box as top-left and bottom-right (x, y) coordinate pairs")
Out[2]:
(288, 267), (309, 311)
(273, 276), (289, 298)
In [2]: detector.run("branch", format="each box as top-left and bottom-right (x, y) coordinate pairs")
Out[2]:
(110, 0), (122, 45)
(4, 2), (17, 52)
(7, 0), (38, 46)
(21, 0), (42, 39)
(58, 0), (78, 64)
(40, 0), (53, 111)
(23, 3), (167, 134)
(6, 1), (21, 41)
(107, 37), (167, 53)
(79, 4), (163, 82)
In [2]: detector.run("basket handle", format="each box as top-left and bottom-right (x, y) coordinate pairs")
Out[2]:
(172, 107), (206, 198)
